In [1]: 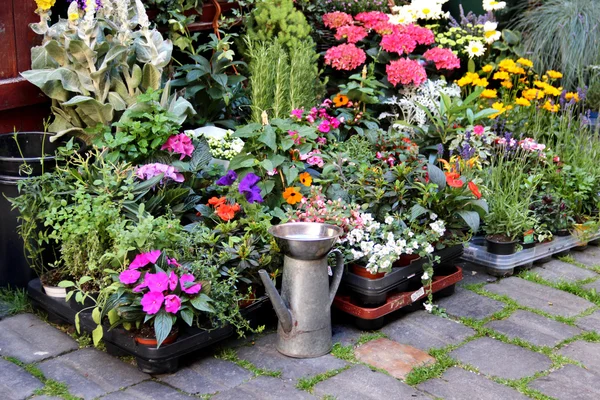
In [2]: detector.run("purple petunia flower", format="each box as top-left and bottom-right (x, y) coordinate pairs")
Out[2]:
(216, 170), (238, 186)
(238, 173), (263, 203)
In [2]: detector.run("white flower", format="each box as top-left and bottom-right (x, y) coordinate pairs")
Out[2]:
(411, 0), (446, 20)
(483, 21), (501, 44)
(407, 231), (414, 237)
(424, 302), (433, 313)
(422, 271), (430, 280)
(430, 213), (438, 220)
(483, 0), (507, 12)
(385, 216), (395, 225)
(389, 6), (417, 25)
(429, 220), (446, 236)
(465, 40), (486, 58)
(425, 244), (434, 254)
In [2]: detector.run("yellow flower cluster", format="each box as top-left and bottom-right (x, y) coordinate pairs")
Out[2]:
(35, 0), (56, 11)
(457, 72), (489, 88)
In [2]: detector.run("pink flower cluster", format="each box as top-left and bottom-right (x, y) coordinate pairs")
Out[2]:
(380, 33), (417, 55)
(161, 133), (194, 160)
(136, 163), (184, 183)
(423, 48), (460, 70)
(119, 250), (202, 315)
(398, 24), (435, 46)
(354, 11), (389, 30)
(322, 11), (354, 29)
(324, 43), (366, 71)
(386, 58), (427, 87)
(519, 138), (546, 153)
(290, 106), (341, 136)
(300, 149), (325, 168)
(473, 125), (485, 136)
(335, 25), (368, 44)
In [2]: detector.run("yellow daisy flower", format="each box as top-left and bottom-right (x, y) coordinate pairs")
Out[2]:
(490, 102), (507, 119)
(546, 70), (563, 79)
(501, 80), (513, 89)
(482, 65), (494, 73)
(481, 89), (497, 99)
(493, 71), (510, 80)
(517, 58), (533, 68)
(515, 97), (531, 107)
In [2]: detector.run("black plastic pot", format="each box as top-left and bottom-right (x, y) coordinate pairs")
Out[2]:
(521, 241), (536, 249)
(485, 236), (518, 255)
(556, 229), (571, 237)
(0, 132), (86, 288)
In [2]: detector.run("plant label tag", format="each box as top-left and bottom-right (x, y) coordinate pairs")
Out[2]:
(411, 287), (425, 302)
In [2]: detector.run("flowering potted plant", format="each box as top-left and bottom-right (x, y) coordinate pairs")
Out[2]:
(99, 250), (215, 348)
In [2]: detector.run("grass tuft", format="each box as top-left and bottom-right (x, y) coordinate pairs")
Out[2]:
(0, 287), (31, 315)
(296, 366), (350, 392)
(216, 348), (281, 378)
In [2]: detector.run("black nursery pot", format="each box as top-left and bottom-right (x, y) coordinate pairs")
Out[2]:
(485, 236), (518, 255)
(520, 241), (535, 249)
(555, 229), (570, 237)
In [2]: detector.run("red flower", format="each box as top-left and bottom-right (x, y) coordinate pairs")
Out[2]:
(208, 197), (227, 208)
(215, 203), (241, 221)
(468, 181), (482, 199)
(445, 172), (464, 188)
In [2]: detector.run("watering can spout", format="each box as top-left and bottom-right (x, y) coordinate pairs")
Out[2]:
(258, 269), (293, 333)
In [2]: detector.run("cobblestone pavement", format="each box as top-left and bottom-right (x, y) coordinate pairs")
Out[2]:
(3, 249), (600, 399)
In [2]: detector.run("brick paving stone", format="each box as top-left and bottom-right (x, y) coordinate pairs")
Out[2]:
(484, 310), (582, 347)
(313, 365), (431, 400)
(381, 311), (475, 351)
(582, 279), (600, 293)
(417, 367), (530, 400)
(211, 376), (316, 400)
(38, 348), (148, 400)
(354, 338), (435, 380)
(157, 357), (252, 395)
(100, 381), (195, 400)
(576, 310), (600, 332)
(530, 260), (598, 283)
(557, 341), (600, 374)
(236, 333), (347, 382)
(458, 262), (498, 286)
(435, 287), (506, 320)
(449, 337), (552, 380)
(570, 246), (600, 267)
(485, 277), (595, 317)
(529, 364), (600, 400)
(331, 323), (364, 346)
(0, 357), (44, 400)
(0, 313), (78, 363)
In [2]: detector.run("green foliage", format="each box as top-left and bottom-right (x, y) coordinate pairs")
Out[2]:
(0, 287), (31, 315)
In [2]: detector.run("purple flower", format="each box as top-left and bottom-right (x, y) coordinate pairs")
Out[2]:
(129, 250), (161, 270)
(436, 143), (444, 156)
(180, 274), (202, 294)
(161, 133), (195, 160)
(216, 170), (238, 186)
(119, 269), (141, 285)
(141, 291), (164, 315)
(238, 173), (264, 203)
(136, 163), (184, 183)
(164, 294), (182, 314)
(145, 272), (169, 293)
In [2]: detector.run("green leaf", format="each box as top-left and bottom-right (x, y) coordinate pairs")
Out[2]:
(154, 311), (173, 348)
(258, 125), (277, 152)
(141, 63), (161, 90)
(58, 280), (75, 288)
(234, 123), (262, 138)
(107, 309), (119, 325)
(229, 154), (256, 170)
(457, 210), (480, 232)
(260, 159), (274, 172)
(468, 58), (475, 73)
(470, 199), (489, 214)
(92, 325), (103, 347)
(190, 294), (215, 313)
(180, 308), (194, 326)
(75, 313), (81, 333)
(427, 163), (446, 189)
(283, 167), (299, 186)
(466, 108), (474, 125)
(92, 307), (101, 324)
(78, 276), (92, 285)
(502, 29), (520, 45)
(410, 204), (429, 221)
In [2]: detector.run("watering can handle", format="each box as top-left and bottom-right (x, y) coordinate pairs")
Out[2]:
(328, 249), (345, 307)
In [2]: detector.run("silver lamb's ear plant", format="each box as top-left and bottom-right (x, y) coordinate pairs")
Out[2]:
(21, 0), (193, 141)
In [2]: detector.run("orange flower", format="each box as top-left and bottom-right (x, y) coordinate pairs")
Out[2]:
(283, 187), (302, 205)
(208, 197), (227, 208)
(445, 172), (464, 188)
(468, 181), (482, 199)
(215, 203), (241, 221)
(299, 172), (312, 187)
(333, 93), (349, 107)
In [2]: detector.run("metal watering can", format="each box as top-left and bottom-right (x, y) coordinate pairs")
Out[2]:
(258, 222), (344, 358)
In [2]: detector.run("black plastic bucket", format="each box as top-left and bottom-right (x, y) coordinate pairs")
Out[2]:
(0, 132), (85, 288)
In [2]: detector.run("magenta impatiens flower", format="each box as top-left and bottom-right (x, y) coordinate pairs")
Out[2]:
(129, 250), (161, 270)
(145, 272), (169, 293)
(164, 294), (182, 314)
(168, 271), (178, 291)
(180, 274), (202, 294)
(161, 133), (194, 160)
(141, 291), (164, 314)
(119, 269), (141, 285)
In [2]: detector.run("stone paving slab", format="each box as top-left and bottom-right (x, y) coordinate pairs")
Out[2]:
(458, 262), (498, 286)
(557, 341), (600, 374)
(530, 260), (598, 283)
(38, 348), (149, 400)
(236, 333), (347, 382)
(0, 357), (44, 400)
(485, 277), (595, 317)
(417, 367), (530, 400)
(582, 279), (600, 293)
(485, 310), (582, 347)
(100, 381), (195, 400)
(0, 301), (10, 320)
(30, 396), (62, 400)
(575, 310), (600, 332)
(381, 311), (475, 351)
(0, 313), (79, 363)
(158, 357), (252, 395)
(331, 323), (365, 347)
(354, 338), (435, 380)
(313, 365), (431, 400)
(449, 337), (552, 380)
(570, 247), (600, 267)
(529, 364), (600, 400)
(211, 376), (316, 400)
(435, 287), (506, 320)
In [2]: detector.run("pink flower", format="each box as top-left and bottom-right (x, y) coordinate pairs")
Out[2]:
(119, 269), (141, 285)
(473, 125), (484, 136)
(423, 48), (460, 70)
(335, 25), (368, 44)
(129, 250), (161, 270)
(291, 109), (304, 120)
(288, 130), (302, 145)
(307, 156), (325, 168)
(133, 282), (147, 293)
(324, 44), (366, 71)
(317, 137), (327, 145)
(355, 11), (389, 29)
(141, 291), (164, 315)
(180, 274), (202, 294)
(136, 163), (184, 183)
(267, 168), (278, 176)
(322, 11), (354, 29)
(400, 24), (435, 45)
(145, 272), (169, 293)
(164, 294), (182, 314)
(380, 33), (417, 55)
(386, 58), (427, 87)
(160, 133), (194, 160)
(318, 120), (331, 133)
(168, 271), (178, 291)
(167, 258), (181, 268)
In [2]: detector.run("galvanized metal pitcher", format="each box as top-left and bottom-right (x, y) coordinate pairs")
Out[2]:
(258, 222), (344, 358)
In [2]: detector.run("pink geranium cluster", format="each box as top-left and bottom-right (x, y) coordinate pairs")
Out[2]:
(324, 43), (366, 71)
(136, 163), (184, 183)
(386, 58), (427, 86)
(161, 133), (194, 160)
(423, 48), (461, 70)
(290, 103), (342, 139)
(118, 250), (203, 316)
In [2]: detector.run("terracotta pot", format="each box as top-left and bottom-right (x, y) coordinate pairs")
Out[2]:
(394, 253), (421, 267)
(134, 332), (178, 347)
(350, 264), (385, 279)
